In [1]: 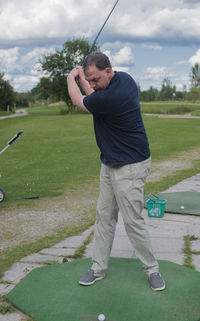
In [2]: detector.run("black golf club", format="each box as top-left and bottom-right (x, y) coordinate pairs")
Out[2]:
(0, 130), (24, 155)
(0, 130), (39, 202)
(87, 0), (119, 55)
(0, 131), (24, 202)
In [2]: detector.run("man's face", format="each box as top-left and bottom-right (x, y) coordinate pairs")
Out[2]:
(84, 64), (114, 91)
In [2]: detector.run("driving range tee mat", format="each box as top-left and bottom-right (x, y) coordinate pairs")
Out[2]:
(145, 191), (200, 216)
(6, 257), (200, 321)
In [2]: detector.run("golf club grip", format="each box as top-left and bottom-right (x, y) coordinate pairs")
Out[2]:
(8, 130), (24, 145)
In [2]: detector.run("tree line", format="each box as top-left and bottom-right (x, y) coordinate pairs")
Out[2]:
(1, 39), (200, 111)
(0, 73), (29, 111)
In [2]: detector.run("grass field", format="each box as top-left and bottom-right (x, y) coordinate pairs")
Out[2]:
(0, 105), (200, 204)
(0, 112), (99, 202)
(0, 110), (13, 117)
(141, 101), (200, 115)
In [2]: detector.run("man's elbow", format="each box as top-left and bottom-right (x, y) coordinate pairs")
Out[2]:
(73, 98), (89, 113)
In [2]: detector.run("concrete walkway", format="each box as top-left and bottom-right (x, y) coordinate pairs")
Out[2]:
(1, 174), (200, 321)
(0, 109), (28, 121)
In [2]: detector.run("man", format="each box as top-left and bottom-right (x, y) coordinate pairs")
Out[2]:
(67, 52), (165, 291)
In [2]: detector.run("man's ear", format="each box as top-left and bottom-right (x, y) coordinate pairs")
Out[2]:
(105, 67), (112, 74)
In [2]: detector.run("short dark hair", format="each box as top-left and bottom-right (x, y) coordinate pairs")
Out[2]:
(83, 52), (112, 72)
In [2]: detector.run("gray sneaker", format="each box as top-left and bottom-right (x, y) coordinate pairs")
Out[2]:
(79, 269), (105, 286)
(149, 272), (166, 291)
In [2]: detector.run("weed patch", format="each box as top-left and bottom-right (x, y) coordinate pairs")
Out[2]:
(0, 295), (15, 314)
(183, 235), (200, 270)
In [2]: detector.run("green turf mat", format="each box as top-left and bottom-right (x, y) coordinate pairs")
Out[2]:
(145, 191), (200, 216)
(6, 258), (200, 321)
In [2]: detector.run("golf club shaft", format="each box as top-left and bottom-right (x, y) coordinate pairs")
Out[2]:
(0, 145), (10, 155)
(88, 0), (119, 55)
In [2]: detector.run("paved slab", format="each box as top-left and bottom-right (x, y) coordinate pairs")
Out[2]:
(20, 253), (62, 264)
(54, 227), (93, 248)
(40, 247), (76, 256)
(164, 173), (200, 192)
(192, 255), (200, 271)
(191, 240), (200, 252)
(0, 284), (15, 296)
(2, 263), (42, 284)
(0, 312), (26, 321)
(53, 236), (87, 248)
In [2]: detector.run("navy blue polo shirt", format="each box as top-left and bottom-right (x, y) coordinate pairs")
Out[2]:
(83, 71), (150, 166)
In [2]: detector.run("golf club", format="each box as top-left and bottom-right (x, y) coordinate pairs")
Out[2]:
(87, 0), (119, 55)
(0, 130), (24, 202)
(0, 130), (39, 202)
(0, 130), (24, 155)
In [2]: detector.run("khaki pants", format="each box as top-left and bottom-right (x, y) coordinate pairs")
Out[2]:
(91, 157), (159, 276)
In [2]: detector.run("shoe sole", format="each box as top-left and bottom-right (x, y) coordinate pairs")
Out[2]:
(79, 275), (104, 286)
(151, 284), (166, 291)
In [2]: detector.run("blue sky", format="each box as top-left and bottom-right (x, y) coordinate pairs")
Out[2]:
(0, 0), (200, 92)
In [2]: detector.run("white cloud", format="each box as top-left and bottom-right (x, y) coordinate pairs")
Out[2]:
(0, 0), (199, 92)
(12, 75), (40, 91)
(176, 60), (188, 65)
(104, 46), (134, 67)
(114, 4), (200, 45)
(0, 47), (20, 72)
(140, 66), (190, 90)
(189, 48), (200, 65)
(21, 47), (55, 64)
(142, 44), (162, 51)
(30, 63), (43, 75)
(1, 1), (200, 47)
(101, 41), (135, 51)
(0, 0), (112, 45)
(1, 47), (56, 91)
(174, 73), (190, 90)
(175, 83), (183, 90)
(143, 66), (167, 80)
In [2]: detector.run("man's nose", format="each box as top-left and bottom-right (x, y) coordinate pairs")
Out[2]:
(89, 81), (96, 89)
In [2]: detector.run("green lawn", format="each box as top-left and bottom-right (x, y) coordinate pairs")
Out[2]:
(0, 113), (99, 202)
(141, 101), (200, 115)
(145, 116), (200, 161)
(0, 110), (13, 117)
(0, 110), (200, 204)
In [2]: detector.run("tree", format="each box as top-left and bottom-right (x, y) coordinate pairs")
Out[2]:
(15, 92), (29, 107)
(38, 38), (99, 107)
(190, 63), (200, 88)
(31, 77), (53, 102)
(158, 78), (175, 101)
(140, 86), (159, 102)
(187, 87), (200, 101)
(0, 73), (16, 110)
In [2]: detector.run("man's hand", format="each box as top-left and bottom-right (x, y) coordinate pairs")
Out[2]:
(68, 67), (80, 80)
(74, 66), (94, 95)
(75, 66), (85, 82)
(67, 67), (89, 112)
